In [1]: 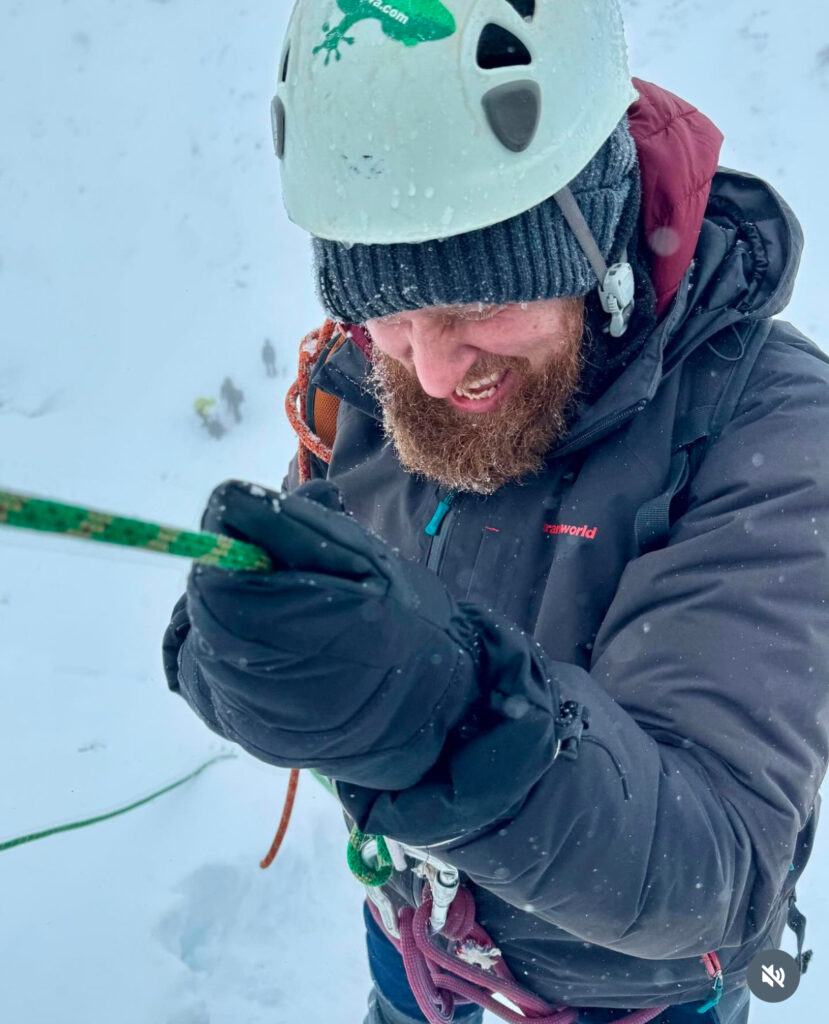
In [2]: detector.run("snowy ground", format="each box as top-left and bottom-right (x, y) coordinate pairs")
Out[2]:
(1, 2), (828, 1022)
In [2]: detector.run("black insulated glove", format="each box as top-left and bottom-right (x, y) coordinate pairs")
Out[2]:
(168, 478), (571, 804)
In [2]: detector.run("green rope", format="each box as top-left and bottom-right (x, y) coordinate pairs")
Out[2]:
(0, 752), (236, 853)
(0, 489), (272, 571)
(347, 824), (393, 886)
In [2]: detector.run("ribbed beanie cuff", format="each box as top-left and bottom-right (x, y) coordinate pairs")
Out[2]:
(312, 117), (639, 324)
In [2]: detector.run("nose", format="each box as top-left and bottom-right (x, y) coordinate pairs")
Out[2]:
(408, 319), (480, 399)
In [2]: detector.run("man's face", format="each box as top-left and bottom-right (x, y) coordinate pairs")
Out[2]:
(365, 296), (585, 495)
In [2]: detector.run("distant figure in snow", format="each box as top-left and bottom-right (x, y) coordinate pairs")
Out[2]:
(193, 396), (225, 439)
(261, 337), (277, 377)
(220, 377), (245, 423)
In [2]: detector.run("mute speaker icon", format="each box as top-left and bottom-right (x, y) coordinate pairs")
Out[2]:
(761, 964), (785, 988)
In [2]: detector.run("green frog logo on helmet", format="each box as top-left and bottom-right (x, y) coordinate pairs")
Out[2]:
(314, 0), (456, 64)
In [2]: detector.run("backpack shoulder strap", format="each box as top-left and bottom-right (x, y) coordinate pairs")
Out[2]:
(635, 317), (773, 555)
(306, 331), (346, 450)
(696, 317), (774, 447)
(303, 324), (377, 451)
(286, 320), (344, 482)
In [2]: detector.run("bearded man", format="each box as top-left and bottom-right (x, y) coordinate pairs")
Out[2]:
(163, 3), (829, 1023)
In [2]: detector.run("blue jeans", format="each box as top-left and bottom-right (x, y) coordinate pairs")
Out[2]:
(364, 903), (750, 1024)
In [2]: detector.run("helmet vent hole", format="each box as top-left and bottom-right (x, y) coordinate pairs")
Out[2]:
(477, 24), (532, 70)
(271, 96), (285, 159)
(503, 0), (535, 19)
(279, 44), (290, 82)
(482, 81), (540, 152)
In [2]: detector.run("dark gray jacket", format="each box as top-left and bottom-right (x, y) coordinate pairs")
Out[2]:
(168, 163), (829, 1010)
(299, 166), (829, 1006)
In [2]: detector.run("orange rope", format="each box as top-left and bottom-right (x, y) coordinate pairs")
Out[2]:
(259, 765), (301, 869)
(261, 318), (338, 869)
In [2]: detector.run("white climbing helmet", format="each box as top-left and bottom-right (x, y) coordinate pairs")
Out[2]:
(272, 0), (638, 245)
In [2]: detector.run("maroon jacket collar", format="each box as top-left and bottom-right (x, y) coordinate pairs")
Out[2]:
(628, 78), (723, 318)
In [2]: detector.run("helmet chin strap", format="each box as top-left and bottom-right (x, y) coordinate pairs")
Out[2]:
(553, 187), (635, 338)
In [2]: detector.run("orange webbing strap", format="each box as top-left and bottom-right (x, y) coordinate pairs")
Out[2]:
(261, 318), (343, 870)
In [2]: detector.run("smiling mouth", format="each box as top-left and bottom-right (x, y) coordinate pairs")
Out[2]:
(454, 369), (509, 400)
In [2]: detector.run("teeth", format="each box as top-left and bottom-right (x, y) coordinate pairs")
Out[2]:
(457, 386), (497, 400)
(455, 370), (506, 398)
(466, 371), (501, 389)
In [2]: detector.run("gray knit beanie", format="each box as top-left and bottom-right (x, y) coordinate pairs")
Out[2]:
(312, 116), (639, 325)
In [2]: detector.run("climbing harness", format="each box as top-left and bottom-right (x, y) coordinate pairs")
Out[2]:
(350, 817), (670, 1024)
(356, 838), (667, 1024)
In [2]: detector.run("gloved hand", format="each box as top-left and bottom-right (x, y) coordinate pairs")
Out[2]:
(177, 478), (489, 787)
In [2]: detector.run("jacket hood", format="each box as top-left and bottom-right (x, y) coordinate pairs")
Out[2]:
(628, 78), (803, 329)
(628, 78), (723, 319)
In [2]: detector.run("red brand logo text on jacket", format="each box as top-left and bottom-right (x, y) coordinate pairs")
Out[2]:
(544, 523), (599, 540)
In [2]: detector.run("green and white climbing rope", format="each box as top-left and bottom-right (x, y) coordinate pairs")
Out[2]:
(0, 488), (272, 571)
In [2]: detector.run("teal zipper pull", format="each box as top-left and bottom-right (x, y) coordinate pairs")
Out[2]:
(425, 489), (458, 536)
(696, 973), (723, 1014)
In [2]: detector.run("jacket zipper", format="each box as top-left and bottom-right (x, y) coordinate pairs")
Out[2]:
(553, 399), (648, 459)
(551, 268), (697, 460)
(421, 405), (645, 572)
(425, 488), (458, 572)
